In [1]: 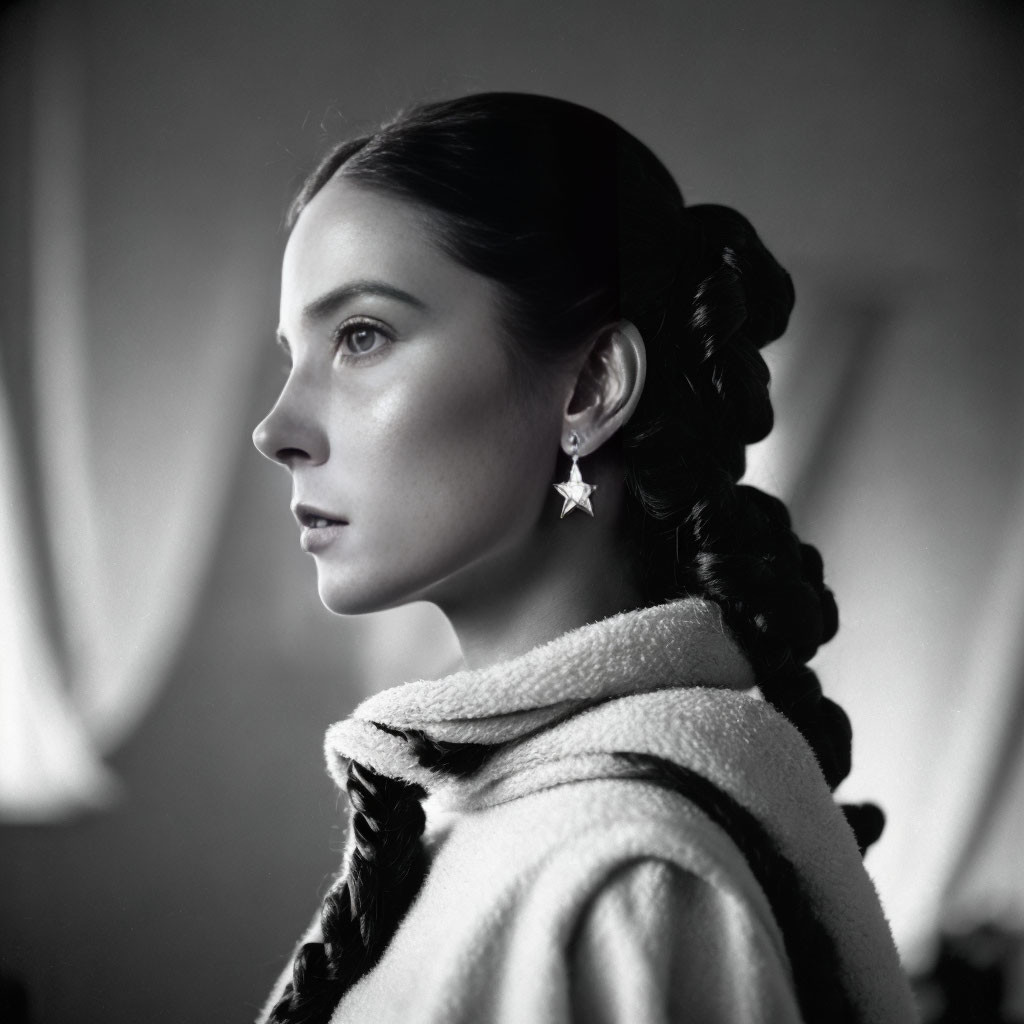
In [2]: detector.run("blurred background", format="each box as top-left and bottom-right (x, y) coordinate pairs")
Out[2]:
(1, 0), (1022, 1020)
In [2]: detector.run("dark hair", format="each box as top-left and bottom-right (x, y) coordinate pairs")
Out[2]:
(268, 92), (882, 1023)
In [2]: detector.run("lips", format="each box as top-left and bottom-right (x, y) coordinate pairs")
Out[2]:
(292, 499), (348, 548)
(292, 502), (349, 553)
(292, 502), (348, 529)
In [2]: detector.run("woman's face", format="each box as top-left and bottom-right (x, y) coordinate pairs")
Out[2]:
(253, 177), (568, 615)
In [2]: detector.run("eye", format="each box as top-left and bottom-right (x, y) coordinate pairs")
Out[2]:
(333, 318), (392, 360)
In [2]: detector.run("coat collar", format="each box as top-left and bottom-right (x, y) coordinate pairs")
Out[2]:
(324, 597), (755, 794)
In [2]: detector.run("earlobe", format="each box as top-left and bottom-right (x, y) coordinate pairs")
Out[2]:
(562, 320), (647, 455)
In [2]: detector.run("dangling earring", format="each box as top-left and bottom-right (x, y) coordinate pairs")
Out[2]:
(554, 431), (597, 518)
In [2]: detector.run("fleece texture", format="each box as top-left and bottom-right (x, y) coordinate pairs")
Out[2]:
(261, 598), (917, 1024)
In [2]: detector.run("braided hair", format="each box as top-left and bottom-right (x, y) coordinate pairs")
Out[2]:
(269, 92), (882, 1022)
(267, 738), (486, 1022)
(618, 202), (882, 840)
(267, 763), (425, 1021)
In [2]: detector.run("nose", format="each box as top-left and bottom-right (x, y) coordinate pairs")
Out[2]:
(251, 383), (329, 468)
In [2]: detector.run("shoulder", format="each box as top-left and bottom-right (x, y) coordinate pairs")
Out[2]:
(430, 775), (787, 961)
(425, 779), (800, 1024)
(456, 775), (768, 883)
(342, 778), (803, 1023)
(569, 857), (803, 1024)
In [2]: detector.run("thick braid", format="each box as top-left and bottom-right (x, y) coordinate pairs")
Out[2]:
(624, 203), (884, 853)
(268, 732), (488, 1022)
(689, 484), (850, 786)
(268, 761), (427, 1023)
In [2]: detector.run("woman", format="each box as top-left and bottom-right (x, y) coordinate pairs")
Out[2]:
(252, 93), (915, 1023)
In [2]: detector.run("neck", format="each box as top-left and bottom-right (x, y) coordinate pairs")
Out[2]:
(435, 499), (645, 671)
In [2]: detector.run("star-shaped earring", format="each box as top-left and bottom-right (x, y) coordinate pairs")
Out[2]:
(554, 432), (597, 517)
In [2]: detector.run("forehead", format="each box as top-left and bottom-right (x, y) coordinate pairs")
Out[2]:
(281, 176), (467, 323)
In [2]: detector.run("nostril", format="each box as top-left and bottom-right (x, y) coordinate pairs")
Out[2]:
(276, 446), (310, 466)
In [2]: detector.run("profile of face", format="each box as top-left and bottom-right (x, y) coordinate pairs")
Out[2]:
(252, 178), (570, 616)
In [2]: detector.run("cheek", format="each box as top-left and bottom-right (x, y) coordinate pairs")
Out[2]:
(342, 350), (556, 562)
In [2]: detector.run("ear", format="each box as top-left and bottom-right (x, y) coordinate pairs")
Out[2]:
(562, 320), (647, 455)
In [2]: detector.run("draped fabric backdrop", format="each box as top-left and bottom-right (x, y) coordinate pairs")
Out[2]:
(0, 0), (1021, 1019)
(1, 2), (266, 810)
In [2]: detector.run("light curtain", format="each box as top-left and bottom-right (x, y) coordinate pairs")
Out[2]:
(0, 2), (262, 820)
(0, 376), (119, 819)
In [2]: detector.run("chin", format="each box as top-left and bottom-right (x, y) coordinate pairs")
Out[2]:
(314, 561), (441, 617)
(316, 576), (398, 617)
(312, 551), (491, 618)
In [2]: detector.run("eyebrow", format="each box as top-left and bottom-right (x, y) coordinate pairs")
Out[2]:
(276, 280), (429, 353)
(305, 279), (427, 320)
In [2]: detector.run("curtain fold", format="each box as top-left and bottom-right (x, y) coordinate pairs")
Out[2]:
(0, 0), (265, 820)
(0, 373), (119, 820)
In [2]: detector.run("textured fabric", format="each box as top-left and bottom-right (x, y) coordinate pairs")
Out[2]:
(336, 780), (804, 1024)
(567, 856), (802, 1023)
(261, 598), (917, 1023)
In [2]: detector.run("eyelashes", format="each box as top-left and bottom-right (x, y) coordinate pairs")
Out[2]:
(274, 316), (396, 378)
(331, 317), (394, 364)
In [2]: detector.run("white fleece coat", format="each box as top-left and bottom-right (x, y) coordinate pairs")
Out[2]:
(259, 598), (917, 1024)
